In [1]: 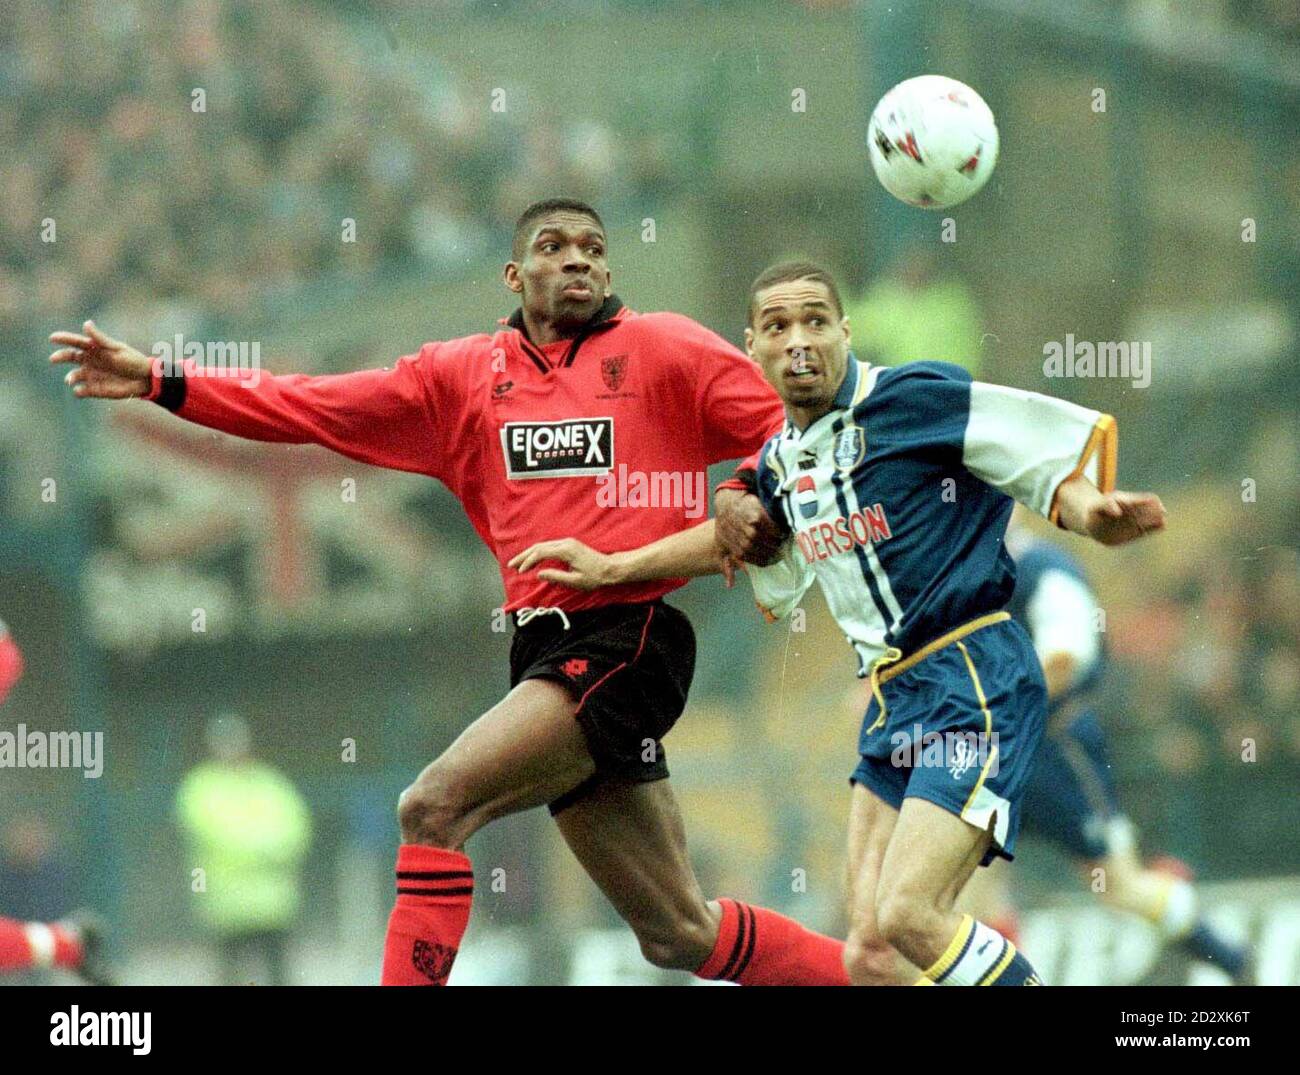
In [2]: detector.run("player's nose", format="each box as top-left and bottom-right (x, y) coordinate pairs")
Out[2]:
(786, 328), (815, 355)
(563, 247), (592, 272)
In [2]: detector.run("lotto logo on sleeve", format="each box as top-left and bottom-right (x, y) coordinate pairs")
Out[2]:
(502, 418), (614, 479)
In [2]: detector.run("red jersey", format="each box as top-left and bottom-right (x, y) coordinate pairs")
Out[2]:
(148, 296), (784, 612)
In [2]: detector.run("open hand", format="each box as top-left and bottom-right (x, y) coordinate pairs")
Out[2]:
(49, 321), (152, 399)
(508, 539), (620, 590)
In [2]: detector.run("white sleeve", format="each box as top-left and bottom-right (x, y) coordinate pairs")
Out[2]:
(747, 540), (816, 623)
(962, 382), (1117, 520)
(1026, 569), (1101, 680)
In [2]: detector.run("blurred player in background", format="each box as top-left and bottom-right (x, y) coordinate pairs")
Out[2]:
(959, 511), (1251, 982)
(176, 714), (313, 986)
(0, 620), (112, 984)
(513, 260), (1167, 987)
(48, 200), (851, 986)
(0, 912), (110, 984)
(0, 619), (22, 708)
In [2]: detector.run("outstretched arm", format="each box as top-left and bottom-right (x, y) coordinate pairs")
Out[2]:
(508, 520), (737, 591)
(49, 321), (445, 478)
(954, 377), (1165, 547)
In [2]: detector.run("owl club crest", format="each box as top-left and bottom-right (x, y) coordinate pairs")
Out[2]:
(833, 425), (865, 472)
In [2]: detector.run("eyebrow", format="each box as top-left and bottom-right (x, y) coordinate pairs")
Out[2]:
(533, 227), (605, 244)
(759, 300), (833, 316)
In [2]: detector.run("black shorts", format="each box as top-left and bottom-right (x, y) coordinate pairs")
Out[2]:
(509, 600), (695, 811)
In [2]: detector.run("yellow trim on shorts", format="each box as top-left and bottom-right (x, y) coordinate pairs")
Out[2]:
(923, 913), (975, 982)
(955, 639), (993, 740)
(865, 611), (1010, 736)
(876, 611), (1011, 686)
(955, 638), (1000, 818)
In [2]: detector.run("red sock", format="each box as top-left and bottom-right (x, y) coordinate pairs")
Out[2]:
(0, 916), (82, 973)
(695, 898), (850, 986)
(380, 845), (474, 986)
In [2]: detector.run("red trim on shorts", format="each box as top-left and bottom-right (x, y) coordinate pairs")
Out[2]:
(574, 605), (656, 716)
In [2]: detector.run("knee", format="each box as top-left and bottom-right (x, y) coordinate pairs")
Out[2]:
(875, 886), (936, 962)
(636, 906), (718, 972)
(843, 931), (898, 986)
(397, 764), (474, 848)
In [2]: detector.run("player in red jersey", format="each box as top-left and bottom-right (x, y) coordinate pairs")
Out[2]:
(48, 199), (849, 986)
(0, 913), (112, 984)
(0, 623), (113, 984)
(0, 620), (23, 708)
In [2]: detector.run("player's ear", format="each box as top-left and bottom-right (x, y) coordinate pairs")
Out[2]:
(503, 262), (523, 294)
(840, 315), (851, 346)
(743, 326), (755, 357)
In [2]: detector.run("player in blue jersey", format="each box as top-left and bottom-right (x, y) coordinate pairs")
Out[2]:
(510, 260), (1166, 986)
(959, 516), (1251, 982)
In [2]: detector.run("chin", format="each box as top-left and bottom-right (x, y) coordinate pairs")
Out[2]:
(784, 388), (826, 408)
(555, 295), (601, 318)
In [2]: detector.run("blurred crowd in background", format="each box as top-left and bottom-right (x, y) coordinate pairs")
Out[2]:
(0, 0), (696, 360)
(0, 0), (1296, 982)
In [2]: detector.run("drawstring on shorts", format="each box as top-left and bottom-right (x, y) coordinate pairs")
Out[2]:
(866, 646), (903, 734)
(516, 606), (572, 631)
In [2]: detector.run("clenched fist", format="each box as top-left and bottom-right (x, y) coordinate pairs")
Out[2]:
(714, 487), (785, 566)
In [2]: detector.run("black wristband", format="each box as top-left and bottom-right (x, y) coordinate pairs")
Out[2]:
(154, 369), (187, 412)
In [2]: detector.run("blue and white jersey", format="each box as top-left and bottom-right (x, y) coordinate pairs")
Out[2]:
(1005, 535), (1106, 713)
(745, 359), (1116, 675)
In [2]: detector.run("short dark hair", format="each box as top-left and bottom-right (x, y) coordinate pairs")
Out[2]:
(747, 260), (844, 325)
(512, 198), (605, 260)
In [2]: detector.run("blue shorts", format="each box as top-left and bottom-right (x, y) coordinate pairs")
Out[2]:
(1020, 707), (1121, 860)
(850, 617), (1047, 865)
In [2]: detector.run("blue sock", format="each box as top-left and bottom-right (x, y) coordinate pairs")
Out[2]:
(1176, 920), (1247, 978)
(924, 915), (1044, 986)
(982, 944), (1043, 986)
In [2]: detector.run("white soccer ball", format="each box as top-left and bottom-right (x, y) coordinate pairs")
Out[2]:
(867, 75), (999, 210)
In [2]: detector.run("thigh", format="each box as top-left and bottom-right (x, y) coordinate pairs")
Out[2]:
(881, 796), (990, 911)
(413, 678), (597, 839)
(515, 602), (695, 792)
(551, 778), (713, 942)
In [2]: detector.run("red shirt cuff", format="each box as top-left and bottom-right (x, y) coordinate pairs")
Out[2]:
(142, 363), (164, 402)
